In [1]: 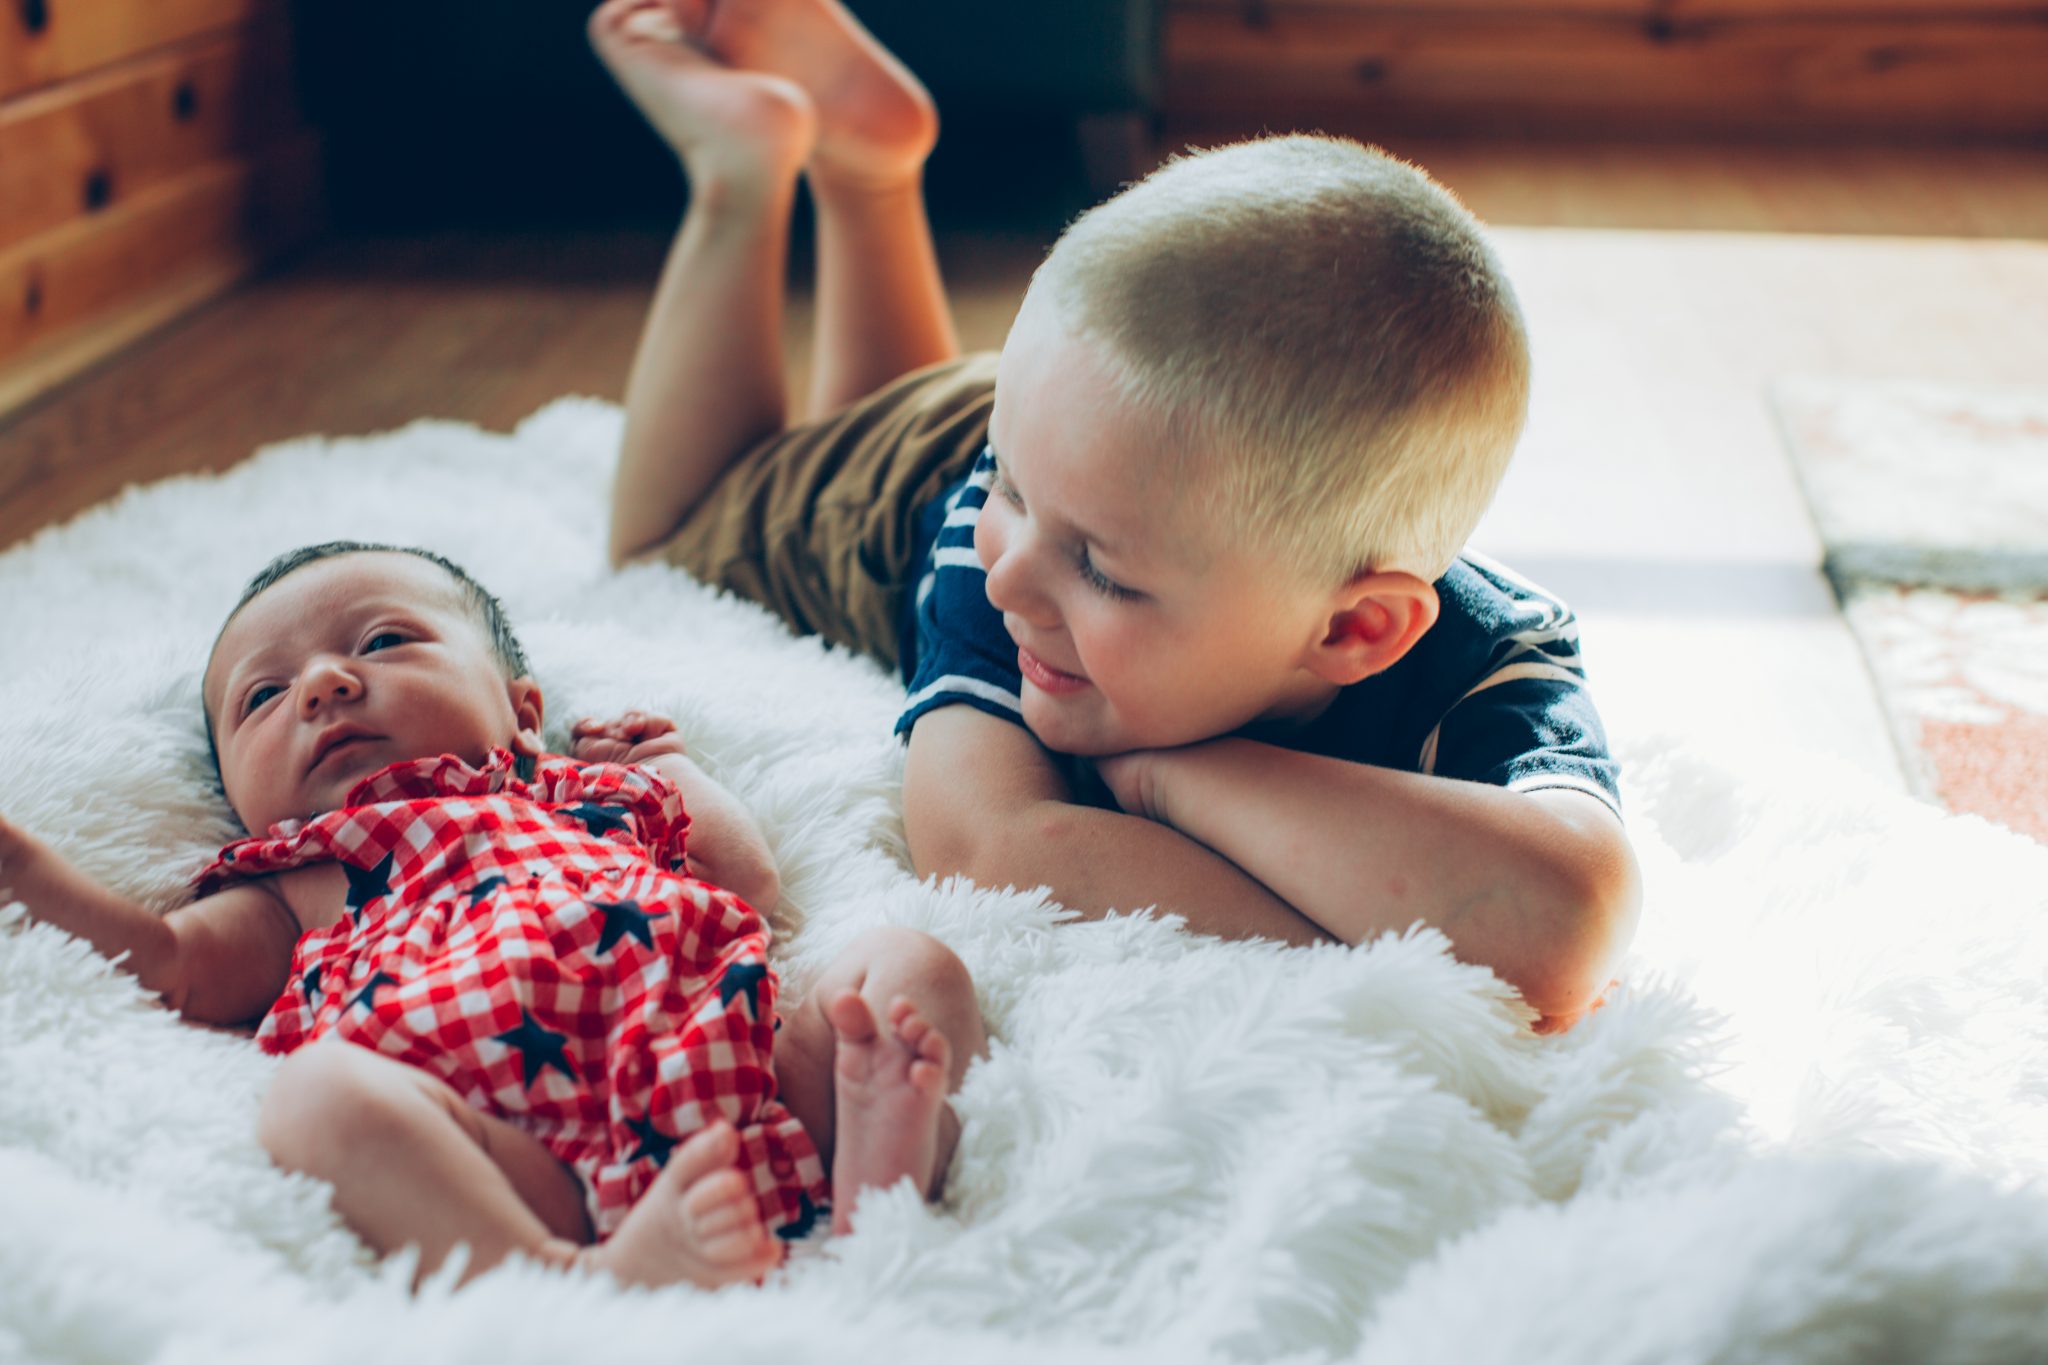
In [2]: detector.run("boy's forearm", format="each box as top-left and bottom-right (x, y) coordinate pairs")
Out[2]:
(947, 800), (1333, 948)
(0, 818), (180, 992)
(1131, 741), (1640, 1019)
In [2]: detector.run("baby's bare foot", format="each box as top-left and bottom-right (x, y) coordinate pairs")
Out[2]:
(668, 0), (937, 189)
(826, 991), (951, 1235)
(589, 0), (817, 188)
(577, 1121), (781, 1289)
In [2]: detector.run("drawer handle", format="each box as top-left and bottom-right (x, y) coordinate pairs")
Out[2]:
(174, 81), (200, 121)
(20, 0), (49, 36)
(83, 169), (112, 212)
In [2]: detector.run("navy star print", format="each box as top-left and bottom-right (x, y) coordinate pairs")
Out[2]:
(595, 898), (660, 956)
(624, 1112), (678, 1167)
(720, 961), (769, 1020)
(344, 850), (396, 921)
(561, 802), (631, 839)
(775, 1192), (822, 1241)
(349, 970), (397, 1015)
(492, 1009), (578, 1089)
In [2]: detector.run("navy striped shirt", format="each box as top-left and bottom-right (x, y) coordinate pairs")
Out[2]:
(895, 445), (1622, 819)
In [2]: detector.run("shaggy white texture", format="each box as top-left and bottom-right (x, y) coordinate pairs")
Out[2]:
(3, 400), (2046, 1364)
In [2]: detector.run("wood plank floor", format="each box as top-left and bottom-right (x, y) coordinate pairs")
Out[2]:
(3, 138), (2045, 552)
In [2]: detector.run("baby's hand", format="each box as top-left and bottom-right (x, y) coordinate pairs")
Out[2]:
(571, 711), (690, 767)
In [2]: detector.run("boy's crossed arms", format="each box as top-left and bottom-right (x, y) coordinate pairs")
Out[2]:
(911, 707), (1638, 1030)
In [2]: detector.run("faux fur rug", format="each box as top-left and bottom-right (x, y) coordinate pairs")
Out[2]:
(3, 401), (2046, 1365)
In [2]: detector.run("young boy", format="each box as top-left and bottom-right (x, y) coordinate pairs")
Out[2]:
(588, 0), (1640, 1031)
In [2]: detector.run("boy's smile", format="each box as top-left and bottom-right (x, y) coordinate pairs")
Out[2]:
(980, 297), (1353, 757)
(203, 553), (542, 835)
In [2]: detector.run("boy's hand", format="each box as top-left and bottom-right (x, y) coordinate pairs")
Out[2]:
(571, 711), (690, 767)
(1094, 750), (1166, 824)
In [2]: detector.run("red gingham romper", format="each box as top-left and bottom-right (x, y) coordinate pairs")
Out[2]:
(196, 748), (828, 1240)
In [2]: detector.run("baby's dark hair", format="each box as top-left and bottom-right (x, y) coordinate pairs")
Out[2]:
(204, 540), (532, 769)
(224, 541), (530, 677)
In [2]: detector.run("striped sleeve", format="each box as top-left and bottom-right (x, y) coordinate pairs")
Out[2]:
(896, 446), (1029, 738)
(1417, 562), (1623, 819)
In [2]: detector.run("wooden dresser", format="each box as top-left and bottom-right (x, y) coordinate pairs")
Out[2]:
(0, 0), (321, 417)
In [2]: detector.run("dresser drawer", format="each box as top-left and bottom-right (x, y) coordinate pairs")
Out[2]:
(1, 0), (277, 100)
(0, 133), (320, 406)
(1, 21), (302, 253)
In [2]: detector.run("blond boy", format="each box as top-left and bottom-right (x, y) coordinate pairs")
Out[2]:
(589, 0), (1640, 1030)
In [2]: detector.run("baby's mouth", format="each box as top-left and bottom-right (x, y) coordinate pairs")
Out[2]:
(309, 731), (380, 773)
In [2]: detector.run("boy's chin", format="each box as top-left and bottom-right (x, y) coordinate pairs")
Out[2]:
(1020, 694), (1154, 759)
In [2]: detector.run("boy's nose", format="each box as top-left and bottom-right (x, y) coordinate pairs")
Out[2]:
(982, 536), (1060, 629)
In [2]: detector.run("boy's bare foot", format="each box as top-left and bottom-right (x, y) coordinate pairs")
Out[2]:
(576, 1121), (782, 1289)
(667, 0), (938, 189)
(589, 0), (818, 189)
(825, 990), (952, 1235)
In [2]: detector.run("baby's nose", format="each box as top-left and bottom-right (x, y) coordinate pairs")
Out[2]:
(298, 658), (360, 711)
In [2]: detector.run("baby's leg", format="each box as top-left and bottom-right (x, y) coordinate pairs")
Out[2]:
(589, 0), (818, 564)
(679, 0), (959, 414)
(260, 1040), (776, 1289)
(775, 927), (987, 1234)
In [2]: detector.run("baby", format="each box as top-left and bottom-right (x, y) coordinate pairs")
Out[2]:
(0, 540), (986, 1289)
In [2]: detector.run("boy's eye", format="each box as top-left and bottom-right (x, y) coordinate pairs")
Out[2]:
(363, 632), (405, 653)
(1078, 549), (1137, 602)
(244, 684), (281, 715)
(992, 466), (1023, 509)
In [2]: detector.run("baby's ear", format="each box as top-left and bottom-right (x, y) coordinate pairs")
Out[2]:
(508, 676), (546, 756)
(1307, 572), (1440, 686)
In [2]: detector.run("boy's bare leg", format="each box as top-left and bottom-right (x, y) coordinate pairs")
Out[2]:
(677, 0), (960, 414)
(590, 0), (818, 563)
(261, 1040), (779, 1289)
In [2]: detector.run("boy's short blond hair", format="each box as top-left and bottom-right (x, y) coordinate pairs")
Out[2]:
(1030, 134), (1531, 583)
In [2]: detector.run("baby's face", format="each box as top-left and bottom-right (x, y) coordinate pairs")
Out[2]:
(204, 553), (542, 834)
(981, 298), (1345, 756)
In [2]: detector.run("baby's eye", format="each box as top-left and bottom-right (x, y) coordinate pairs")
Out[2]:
(992, 467), (1023, 509)
(363, 631), (405, 653)
(244, 684), (282, 715)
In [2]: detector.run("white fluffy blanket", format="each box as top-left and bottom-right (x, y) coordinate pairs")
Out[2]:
(3, 402), (2046, 1364)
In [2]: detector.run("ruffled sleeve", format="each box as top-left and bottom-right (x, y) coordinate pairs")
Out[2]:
(526, 756), (692, 870)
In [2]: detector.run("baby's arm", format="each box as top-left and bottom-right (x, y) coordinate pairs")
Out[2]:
(1096, 741), (1642, 1026)
(570, 713), (780, 911)
(0, 813), (301, 1025)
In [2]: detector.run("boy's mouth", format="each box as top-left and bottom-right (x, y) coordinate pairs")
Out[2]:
(1017, 645), (1091, 696)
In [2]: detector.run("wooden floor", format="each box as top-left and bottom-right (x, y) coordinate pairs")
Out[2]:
(2, 138), (2046, 550)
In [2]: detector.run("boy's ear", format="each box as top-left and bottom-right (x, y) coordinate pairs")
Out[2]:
(507, 677), (546, 757)
(1305, 572), (1440, 686)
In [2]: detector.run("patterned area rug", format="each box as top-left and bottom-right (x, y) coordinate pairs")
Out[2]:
(1777, 380), (2048, 843)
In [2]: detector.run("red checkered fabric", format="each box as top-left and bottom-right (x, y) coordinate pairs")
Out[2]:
(196, 749), (827, 1239)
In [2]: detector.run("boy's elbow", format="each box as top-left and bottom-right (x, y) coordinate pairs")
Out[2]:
(1525, 832), (1643, 1025)
(907, 796), (1066, 892)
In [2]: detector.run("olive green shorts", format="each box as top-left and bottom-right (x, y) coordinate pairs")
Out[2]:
(649, 354), (998, 674)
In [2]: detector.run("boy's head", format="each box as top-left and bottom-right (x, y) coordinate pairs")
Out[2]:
(202, 543), (543, 834)
(982, 135), (1530, 755)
